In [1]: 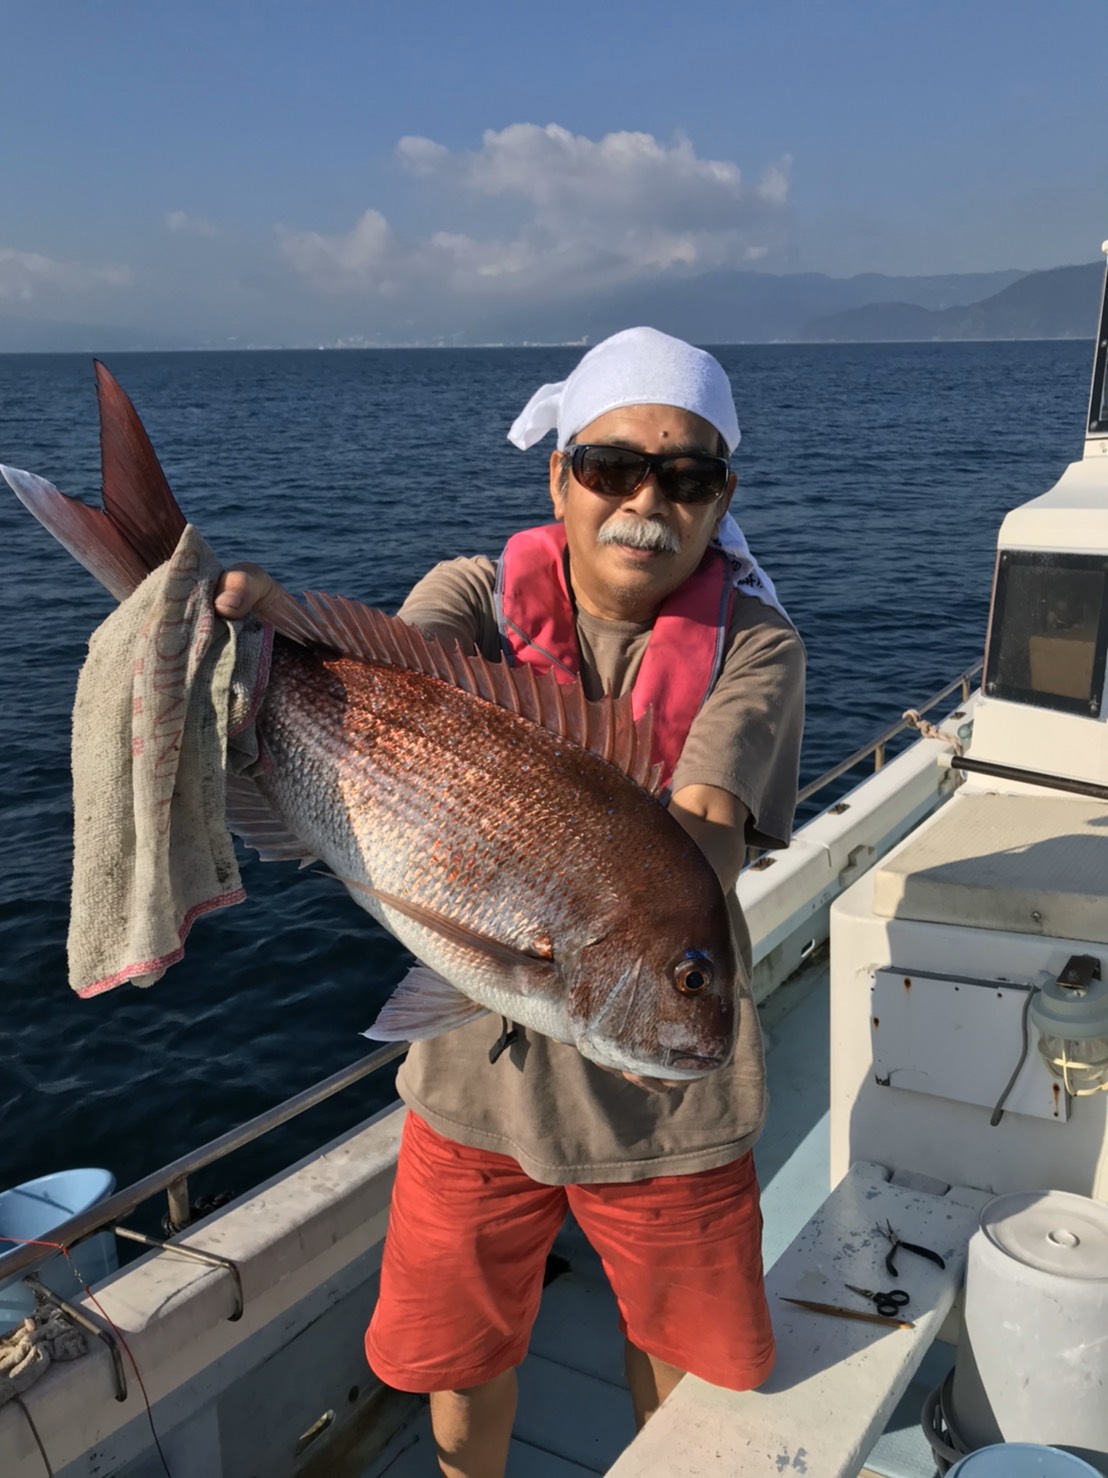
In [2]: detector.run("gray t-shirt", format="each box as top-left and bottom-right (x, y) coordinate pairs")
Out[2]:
(392, 555), (806, 1184)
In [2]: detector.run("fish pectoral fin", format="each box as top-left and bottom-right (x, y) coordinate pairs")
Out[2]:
(362, 964), (491, 1041)
(590, 894), (624, 945)
(335, 875), (559, 976)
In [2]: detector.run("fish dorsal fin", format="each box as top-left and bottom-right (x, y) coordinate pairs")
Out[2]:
(292, 590), (663, 796)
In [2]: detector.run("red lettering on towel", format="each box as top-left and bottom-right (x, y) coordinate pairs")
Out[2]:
(141, 546), (207, 837)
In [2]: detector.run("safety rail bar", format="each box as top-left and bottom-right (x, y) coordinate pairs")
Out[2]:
(0, 1041), (406, 1285)
(795, 659), (981, 805)
(0, 662), (982, 1287)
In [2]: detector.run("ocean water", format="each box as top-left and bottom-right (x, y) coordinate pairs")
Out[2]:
(0, 340), (1092, 1207)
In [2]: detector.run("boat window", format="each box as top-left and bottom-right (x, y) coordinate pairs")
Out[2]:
(1088, 268), (1108, 435)
(984, 551), (1108, 717)
(1093, 350), (1108, 435)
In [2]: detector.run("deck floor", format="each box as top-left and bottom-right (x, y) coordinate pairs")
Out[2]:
(360, 958), (948, 1477)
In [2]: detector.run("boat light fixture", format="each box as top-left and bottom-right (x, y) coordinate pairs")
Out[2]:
(1029, 955), (1108, 1097)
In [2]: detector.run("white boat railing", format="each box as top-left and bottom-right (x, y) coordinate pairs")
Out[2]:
(0, 659), (982, 1289)
(0, 1042), (406, 1286)
(795, 658), (980, 805)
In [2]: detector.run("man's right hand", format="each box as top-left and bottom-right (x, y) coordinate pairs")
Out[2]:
(214, 563), (284, 621)
(621, 1072), (684, 1094)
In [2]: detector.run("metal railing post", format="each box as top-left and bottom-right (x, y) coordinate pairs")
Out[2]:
(167, 1177), (191, 1232)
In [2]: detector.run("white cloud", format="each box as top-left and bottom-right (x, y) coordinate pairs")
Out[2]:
(394, 135), (451, 176)
(281, 124), (791, 301)
(278, 209), (404, 295)
(0, 249), (131, 301)
(164, 210), (221, 238)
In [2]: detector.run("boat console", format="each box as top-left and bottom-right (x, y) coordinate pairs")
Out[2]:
(830, 248), (1108, 1201)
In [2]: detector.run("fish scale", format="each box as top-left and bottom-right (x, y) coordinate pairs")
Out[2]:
(260, 647), (636, 950)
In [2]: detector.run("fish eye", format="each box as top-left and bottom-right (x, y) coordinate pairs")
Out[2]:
(674, 952), (713, 996)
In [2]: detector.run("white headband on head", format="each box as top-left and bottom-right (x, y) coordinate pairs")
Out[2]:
(506, 326), (790, 624)
(507, 326), (741, 454)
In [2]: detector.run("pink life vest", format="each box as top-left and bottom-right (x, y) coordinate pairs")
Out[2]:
(494, 523), (734, 794)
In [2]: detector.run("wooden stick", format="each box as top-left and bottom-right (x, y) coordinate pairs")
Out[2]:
(779, 1296), (914, 1331)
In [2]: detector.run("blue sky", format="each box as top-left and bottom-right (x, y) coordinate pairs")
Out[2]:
(3, 0), (1104, 344)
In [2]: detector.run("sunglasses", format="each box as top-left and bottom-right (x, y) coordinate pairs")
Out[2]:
(567, 443), (730, 505)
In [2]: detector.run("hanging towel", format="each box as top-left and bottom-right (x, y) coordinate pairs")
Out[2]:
(68, 526), (271, 998)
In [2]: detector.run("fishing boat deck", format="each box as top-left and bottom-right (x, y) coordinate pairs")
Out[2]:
(358, 956), (949, 1478)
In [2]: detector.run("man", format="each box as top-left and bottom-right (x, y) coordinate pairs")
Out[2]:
(216, 327), (805, 1478)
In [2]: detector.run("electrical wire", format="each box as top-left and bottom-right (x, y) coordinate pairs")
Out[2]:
(14, 1395), (53, 1478)
(0, 1235), (172, 1478)
(990, 985), (1039, 1126)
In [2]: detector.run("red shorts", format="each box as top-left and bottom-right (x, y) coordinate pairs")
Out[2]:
(365, 1112), (774, 1394)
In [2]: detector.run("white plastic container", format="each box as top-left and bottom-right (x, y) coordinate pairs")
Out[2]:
(949, 1445), (1104, 1476)
(949, 1190), (1108, 1460)
(0, 1169), (118, 1326)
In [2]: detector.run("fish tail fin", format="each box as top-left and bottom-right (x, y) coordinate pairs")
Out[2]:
(1, 361), (187, 601)
(94, 360), (187, 577)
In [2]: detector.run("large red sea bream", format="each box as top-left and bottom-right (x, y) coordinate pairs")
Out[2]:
(2, 365), (740, 1080)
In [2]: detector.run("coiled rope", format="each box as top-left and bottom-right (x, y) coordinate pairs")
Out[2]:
(0, 1235), (173, 1478)
(0, 1306), (87, 1401)
(902, 708), (966, 756)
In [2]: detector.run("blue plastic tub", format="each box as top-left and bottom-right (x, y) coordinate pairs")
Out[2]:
(949, 1445), (1105, 1476)
(0, 1169), (118, 1325)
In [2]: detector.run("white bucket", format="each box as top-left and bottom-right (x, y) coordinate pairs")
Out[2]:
(949, 1445), (1104, 1476)
(949, 1190), (1108, 1459)
(0, 1169), (118, 1326)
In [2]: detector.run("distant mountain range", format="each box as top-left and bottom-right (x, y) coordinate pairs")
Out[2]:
(801, 262), (1102, 342)
(0, 261), (1101, 351)
(465, 267), (1030, 348)
(0, 315), (193, 354)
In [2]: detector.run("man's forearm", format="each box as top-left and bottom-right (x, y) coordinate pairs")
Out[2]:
(668, 784), (750, 893)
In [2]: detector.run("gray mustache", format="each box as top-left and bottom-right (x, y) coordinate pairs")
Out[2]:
(596, 518), (681, 555)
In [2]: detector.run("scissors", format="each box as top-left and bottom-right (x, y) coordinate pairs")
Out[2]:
(845, 1283), (910, 1318)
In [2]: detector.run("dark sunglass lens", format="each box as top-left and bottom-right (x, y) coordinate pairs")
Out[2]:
(575, 446), (648, 497)
(659, 458), (727, 504)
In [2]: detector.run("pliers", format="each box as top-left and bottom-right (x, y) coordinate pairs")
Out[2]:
(878, 1220), (946, 1278)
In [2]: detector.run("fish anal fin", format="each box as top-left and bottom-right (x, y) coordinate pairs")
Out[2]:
(361, 963), (491, 1042)
(225, 774), (318, 865)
